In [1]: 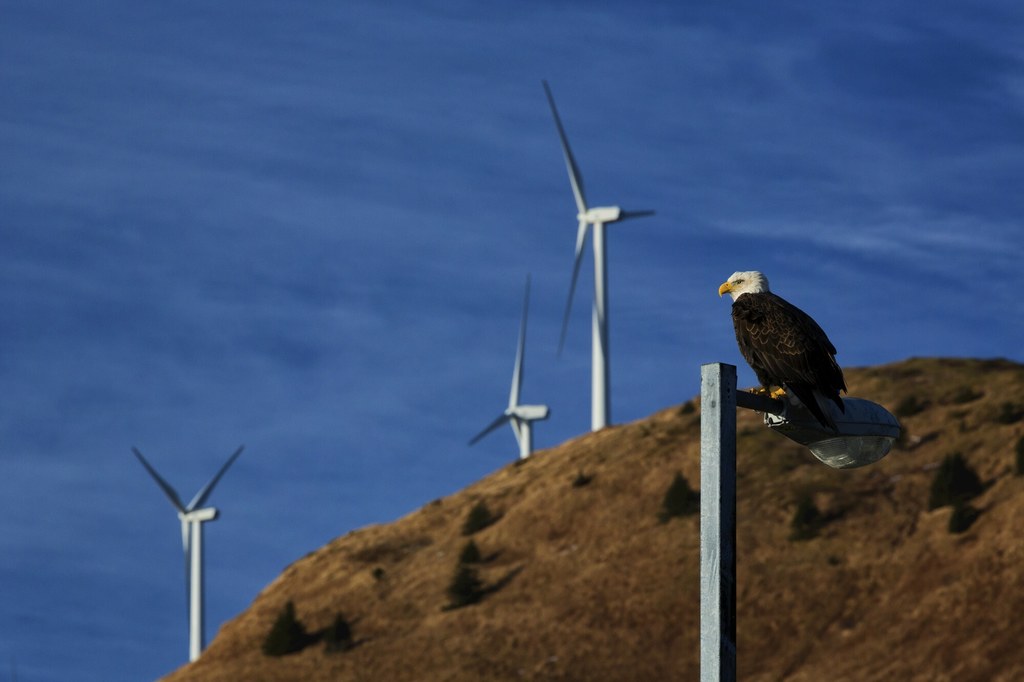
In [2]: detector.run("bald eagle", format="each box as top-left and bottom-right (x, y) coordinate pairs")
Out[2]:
(718, 271), (846, 431)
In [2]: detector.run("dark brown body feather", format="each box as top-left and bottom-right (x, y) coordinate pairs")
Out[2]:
(731, 291), (846, 430)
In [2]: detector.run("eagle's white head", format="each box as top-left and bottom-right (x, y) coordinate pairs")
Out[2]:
(718, 271), (770, 301)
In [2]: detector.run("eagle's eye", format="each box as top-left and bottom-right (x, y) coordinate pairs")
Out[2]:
(734, 278), (744, 285)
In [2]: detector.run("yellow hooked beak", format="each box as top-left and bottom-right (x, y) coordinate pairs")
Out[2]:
(718, 281), (733, 297)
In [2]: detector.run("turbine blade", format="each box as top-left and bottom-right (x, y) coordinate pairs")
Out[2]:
(509, 415), (524, 448)
(181, 519), (191, 623)
(187, 445), (244, 511)
(469, 413), (510, 446)
(132, 447), (186, 513)
(558, 220), (591, 355)
(180, 517), (190, 554)
(619, 209), (655, 220)
(542, 80), (587, 215)
(509, 274), (531, 409)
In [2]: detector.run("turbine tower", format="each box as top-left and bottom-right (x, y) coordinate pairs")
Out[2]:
(132, 445), (244, 663)
(469, 275), (550, 459)
(543, 80), (654, 432)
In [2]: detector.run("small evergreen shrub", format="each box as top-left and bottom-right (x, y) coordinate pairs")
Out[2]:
(372, 566), (386, 581)
(446, 564), (484, 609)
(789, 492), (823, 541)
(462, 500), (498, 536)
(458, 540), (482, 565)
(895, 395), (926, 418)
(571, 471), (593, 488)
(928, 452), (984, 511)
(950, 386), (982, 404)
(262, 601), (311, 657)
(995, 402), (1024, 425)
(1015, 436), (1024, 476)
(323, 613), (354, 653)
(948, 503), (980, 534)
(658, 472), (700, 522)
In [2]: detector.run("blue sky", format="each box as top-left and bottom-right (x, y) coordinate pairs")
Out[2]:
(2, 1), (1022, 679)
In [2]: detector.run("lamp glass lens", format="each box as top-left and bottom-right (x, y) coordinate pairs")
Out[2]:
(809, 436), (895, 469)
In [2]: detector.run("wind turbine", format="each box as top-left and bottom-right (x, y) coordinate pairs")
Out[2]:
(543, 80), (654, 432)
(132, 445), (244, 663)
(469, 275), (550, 459)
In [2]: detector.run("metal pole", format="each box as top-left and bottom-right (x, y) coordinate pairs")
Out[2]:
(189, 517), (203, 662)
(184, 507), (218, 662)
(520, 421), (531, 460)
(591, 221), (610, 431)
(700, 363), (737, 682)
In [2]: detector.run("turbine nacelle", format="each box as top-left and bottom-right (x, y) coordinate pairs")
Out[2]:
(509, 404), (550, 421)
(580, 206), (621, 224)
(178, 508), (218, 524)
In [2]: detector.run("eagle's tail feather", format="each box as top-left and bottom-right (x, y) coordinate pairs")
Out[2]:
(786, 383), (838, 432)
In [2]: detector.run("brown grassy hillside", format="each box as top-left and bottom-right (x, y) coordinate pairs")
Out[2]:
(163, 357), (1024, 681)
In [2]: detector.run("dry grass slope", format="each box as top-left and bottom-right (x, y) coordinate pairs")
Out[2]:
(163, 357), (1024, 681)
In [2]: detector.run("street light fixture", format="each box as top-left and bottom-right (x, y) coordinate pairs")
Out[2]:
(761, 396), (901, 469)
